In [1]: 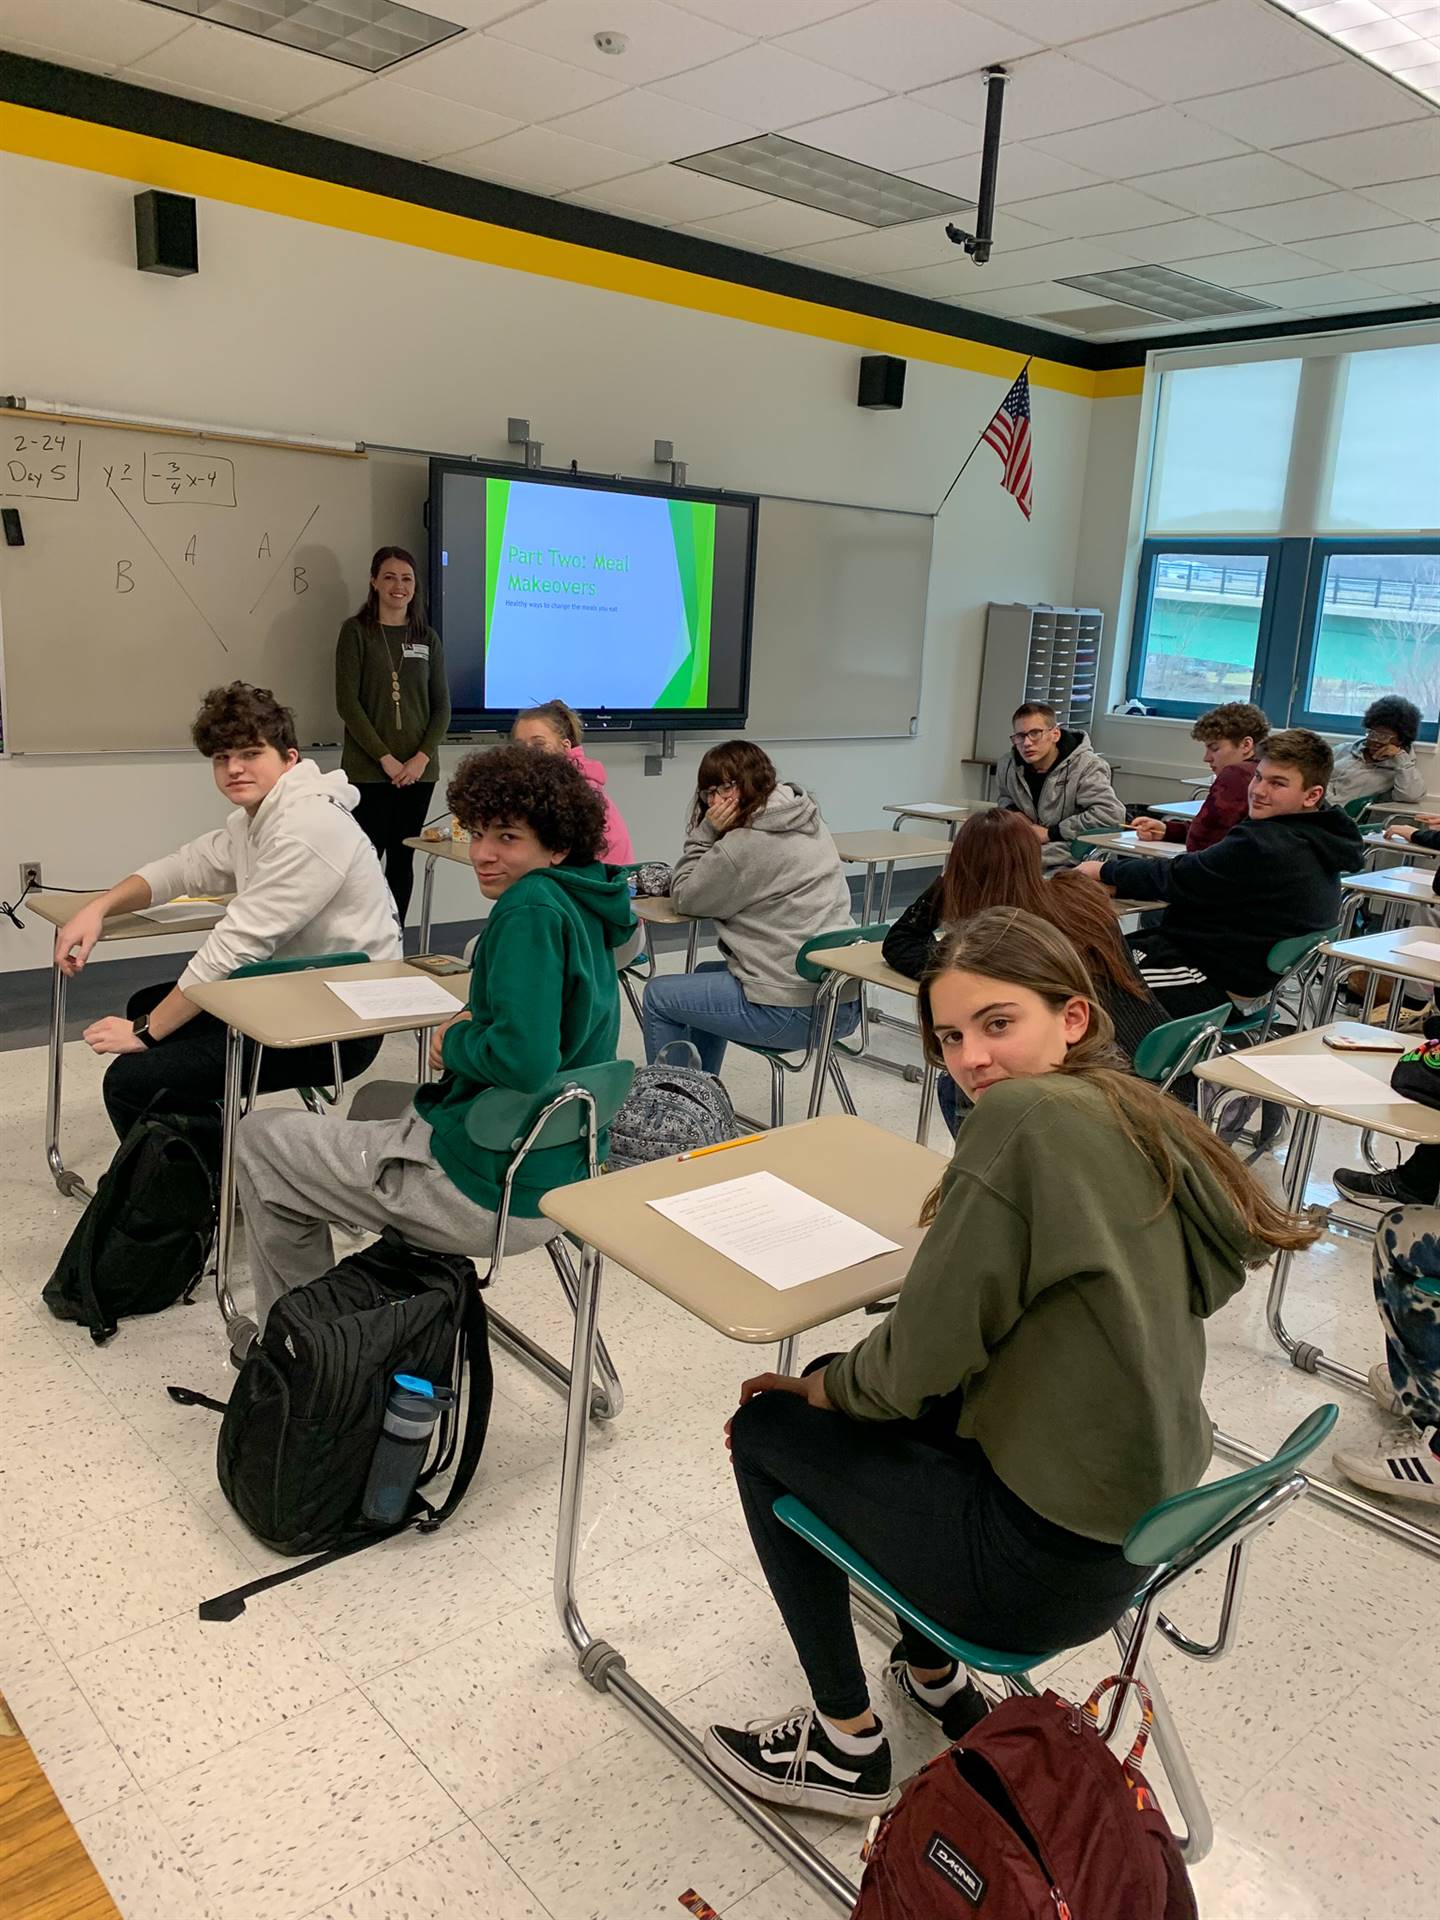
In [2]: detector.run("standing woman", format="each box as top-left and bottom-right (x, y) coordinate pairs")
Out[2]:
(335, 547), (451, 922)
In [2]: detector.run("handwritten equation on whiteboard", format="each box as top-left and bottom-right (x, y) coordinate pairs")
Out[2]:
(143, 451), (237, 506)
(1, 439), (238, 508)
(5, 430), (80, 501)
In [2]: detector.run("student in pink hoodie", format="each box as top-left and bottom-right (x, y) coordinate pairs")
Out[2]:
(511, 699), (635, 866)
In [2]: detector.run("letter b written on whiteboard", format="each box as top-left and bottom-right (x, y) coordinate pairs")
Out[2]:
(115, 559), (135, 593)
(292, 566), (307, 595)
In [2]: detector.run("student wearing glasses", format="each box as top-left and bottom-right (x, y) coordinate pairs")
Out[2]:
(995, 702), (1124, 868)
(640, 741), (858, 1070)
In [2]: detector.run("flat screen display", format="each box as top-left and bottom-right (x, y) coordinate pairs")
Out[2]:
(429, 461), (758, 730)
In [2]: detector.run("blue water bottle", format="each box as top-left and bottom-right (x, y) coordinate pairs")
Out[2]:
(361, 1374), (455, 1528)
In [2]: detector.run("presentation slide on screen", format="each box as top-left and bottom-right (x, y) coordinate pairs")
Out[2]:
(481, 478), (717, 710)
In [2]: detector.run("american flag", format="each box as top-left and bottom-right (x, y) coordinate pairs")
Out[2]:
(981, 367), (1034, 520)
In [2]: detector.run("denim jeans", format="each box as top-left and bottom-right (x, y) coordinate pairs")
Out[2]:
(1373, 1206), (1440, 1430)
(641, 961), (858, 1074)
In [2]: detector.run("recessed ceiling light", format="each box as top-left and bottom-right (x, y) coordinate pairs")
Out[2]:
(138, 0), (462, 73)
(1055, 265), (1278, 321)
(1266, 0), (1440, 105)
(678, 134), (970, 229)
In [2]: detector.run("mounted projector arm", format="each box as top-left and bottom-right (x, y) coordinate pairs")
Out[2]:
(946, 67), (1009, 267)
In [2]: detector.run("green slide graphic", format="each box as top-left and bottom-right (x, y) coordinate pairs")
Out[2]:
(657, 500), (715, 709)
(483, 477), (511, 652)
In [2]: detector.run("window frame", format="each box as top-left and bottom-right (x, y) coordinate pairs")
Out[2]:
(1125, 537), (1279, 720)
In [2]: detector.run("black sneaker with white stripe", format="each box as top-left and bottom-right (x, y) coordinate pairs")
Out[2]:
(881, 1642), (993, 1741)
(1332, 1167), (1430, 1208)
(1334, 1426), (1440, 1508)
(703, 1705), (891, 1818)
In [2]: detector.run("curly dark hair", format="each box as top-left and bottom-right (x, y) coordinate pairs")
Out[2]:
(447, 743), (606, 861)
(191, 682), (298, 758)
(1192, 702), (1268, 749)
(1363, 695), (1421, 750)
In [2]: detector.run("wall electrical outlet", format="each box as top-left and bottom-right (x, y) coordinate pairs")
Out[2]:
(19, 860), (42, 894)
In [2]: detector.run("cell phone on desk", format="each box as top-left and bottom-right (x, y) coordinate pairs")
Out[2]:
(1323, 1032), (1407, 1053)
(408, 952), (469, 976)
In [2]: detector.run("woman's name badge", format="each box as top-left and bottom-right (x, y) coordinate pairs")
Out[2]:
(402, 642), (430, 660)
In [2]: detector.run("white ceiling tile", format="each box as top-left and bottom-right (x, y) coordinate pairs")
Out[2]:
(126, 21), (352, 116)
(564, 162), (773, 220)
(428, 1), (546, 21)
(446, 125), (657, 192)
(965, 0), (1208, 37)
(781, 215), (974, 272)
(908, 143), (1101, 202)
(897, 236), (1141, 291)
(1241, 268), (1387, 308)
(786, 97), (982, 169)
(1277, 120), (1440, 189)
(1181, 63), (1431, 150)
(1069, 0), (1340, 105)
(544, 89), (759, 162)
(1223, 189), (1408, 241)
(774, 2), (1039, 94)
(668, 0), (869, 32)
(1293, 222), (1440, 270)
(0, 0), (184, 69)
(1098, 216), (1264, 262)
(913, 51), (1157, 141)
(1166, 245), (1340, 286)
(686, 197), (870, 247)
(486, 0), (751, 86)
(286, 83), (521, 161)
(1364, 176), (1440, 220)
(1027, 107), (1249, 177)
(948, 279), (1113, 317)
(1141, 151), (1334, 212)
(1367, 260), (1440, 294)
(121, 72), (295, 117)
(649, 40), (884, 122)
(1007, 181), (1188, 236)
(401, 33), (627, 118)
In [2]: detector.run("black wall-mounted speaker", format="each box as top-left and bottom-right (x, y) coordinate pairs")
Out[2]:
(134, 190), (198, 277)
(857, 354), (906, 410)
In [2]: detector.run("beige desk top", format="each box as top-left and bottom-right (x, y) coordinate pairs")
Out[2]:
(1340, 865), (1437, 902)
(403, 835), (471, 865)
(543, 1115), (942, 1343)
(1079, 830), (1185, 859)
(1367, 832), (1439, 860)
(28, 891), (229, 943)
(1370, 801), (1434, 818)
(815, 941), (919, 997)
(1181, 776), (1213, 790)
(1148, 797), (1203, 821)
(1195, 1021), (1440, 1144)
(881, 802), (984, 823)
(184, 958), (468, 1049)
(1322, 927), (1440, 986)
(631, 893), (692, 927)
(833, 831), (952, 865)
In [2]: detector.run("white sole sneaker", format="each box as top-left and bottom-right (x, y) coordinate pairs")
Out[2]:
(1368, 1363), (1402, 1415)
(1333, 1437), (1440, 1507)
(701, 1724), (893, 1820)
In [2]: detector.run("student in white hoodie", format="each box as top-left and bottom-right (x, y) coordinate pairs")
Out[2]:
(54, 682), (401, 1139)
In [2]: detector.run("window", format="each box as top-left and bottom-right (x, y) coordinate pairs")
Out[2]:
(1297, 547), (1440, 735)
(1322, 343), (1440, 534)
(1130, 546), (1270, 712)
(1147, 360), (1301, 535)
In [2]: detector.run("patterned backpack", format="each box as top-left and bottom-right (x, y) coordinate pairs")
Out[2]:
(606, 1042), (738, 1168)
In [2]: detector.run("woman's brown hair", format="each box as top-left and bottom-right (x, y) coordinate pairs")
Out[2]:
(936, 808), (1147, 1002)
(917, 906), (1319, 1255)
(357, 545), (429, 644)
(514, 698), (584, 748)
(691, 740), (778, 831)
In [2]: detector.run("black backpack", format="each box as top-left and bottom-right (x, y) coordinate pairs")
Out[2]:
(43, 1110), (220, 1343)
(215, 1235), (490, 1558)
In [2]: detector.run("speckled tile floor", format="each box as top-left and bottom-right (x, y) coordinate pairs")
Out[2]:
(1, 962), (1436, 1919)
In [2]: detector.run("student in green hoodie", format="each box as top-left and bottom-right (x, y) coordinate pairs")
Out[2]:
(231, 745), (633, 1344)
(704, 907), (1318, 1821)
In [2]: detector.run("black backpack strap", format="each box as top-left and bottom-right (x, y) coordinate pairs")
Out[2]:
(416, 1279), (492, 1531)
(198, 1525), (409, 1621)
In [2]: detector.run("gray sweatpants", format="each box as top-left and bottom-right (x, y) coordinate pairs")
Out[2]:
(235, 1107), (556, 1330)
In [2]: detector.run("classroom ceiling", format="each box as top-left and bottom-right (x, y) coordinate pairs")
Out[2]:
(5, 0), (1440, 343)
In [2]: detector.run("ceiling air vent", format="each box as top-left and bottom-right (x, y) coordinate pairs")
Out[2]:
(679, 134), (970, 229)
(139, 0), (462, 72)
(1054, 265), (1278, 322)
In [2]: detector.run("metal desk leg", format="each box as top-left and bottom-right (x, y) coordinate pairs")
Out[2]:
(45, 964), (89, 1200)
(916, 1061), (937, 1146)
(858, 861), (877, 927)
(684, 920), (700, 971)
(552, 1249), (859, 1915)
(418, 853), (438, 953)
(1259, 1106), (1366, 1391)
(1213, 1429), (1440, 1560)
(1359, 900), (1401, 1023)
(876, 859), (899, 925)
(213, 1024), (246, 1329)
(807, 978), (844, 1119)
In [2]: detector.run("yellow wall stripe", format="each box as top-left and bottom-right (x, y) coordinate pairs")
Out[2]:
(0, 101), (1144, 403)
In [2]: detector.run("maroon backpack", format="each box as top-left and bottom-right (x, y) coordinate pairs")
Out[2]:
(852, 1680), (1198, 1920)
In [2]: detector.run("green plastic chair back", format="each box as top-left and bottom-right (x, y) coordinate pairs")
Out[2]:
(793, 922), (891, 984)
(463, 1060), (635, 1154)
(1266, 925), (1339, 976)
(1123, 1404), (1337, 1567)
(1340, 794), (1373, 823)
(1130, 1004), (1232, 1086)
(229, 950), (368, 981)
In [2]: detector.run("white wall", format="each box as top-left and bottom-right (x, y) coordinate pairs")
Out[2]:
(0, 144), (1097, 968)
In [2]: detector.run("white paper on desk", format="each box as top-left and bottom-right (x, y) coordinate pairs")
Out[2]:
(648, 1170), (899, 1291)
(325, 976), (459, 1020)
(1400, 939), (1440, 963)
(1239, 1055), (1404, 1107)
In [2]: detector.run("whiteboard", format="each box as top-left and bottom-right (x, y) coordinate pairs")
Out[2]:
(0, 417), (373, 752)
(745, 497), (932, 742)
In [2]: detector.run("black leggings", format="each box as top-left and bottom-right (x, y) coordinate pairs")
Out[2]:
(729, 1385), (1143, 1721)
(353, 780), (436, 924)
(103, 983), (382, 1141)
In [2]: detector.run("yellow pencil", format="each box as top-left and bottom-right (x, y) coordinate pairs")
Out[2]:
(677, 1133), (765, 1162)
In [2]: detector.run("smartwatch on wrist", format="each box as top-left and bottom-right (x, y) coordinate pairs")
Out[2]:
(132, 1014), (157, 1049)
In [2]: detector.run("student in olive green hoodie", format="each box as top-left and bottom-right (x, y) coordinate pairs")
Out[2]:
(704, 907), (1319, 1822)
(232, 746), (633, 1344)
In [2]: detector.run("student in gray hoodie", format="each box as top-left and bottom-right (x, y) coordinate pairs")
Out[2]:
(996, 700), (1124, 867)
(1328, 696), (1428, 810)
(642, 741), (857, 1072)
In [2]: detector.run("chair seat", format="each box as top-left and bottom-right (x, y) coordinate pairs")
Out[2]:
(772, 1495), (1049, 1678)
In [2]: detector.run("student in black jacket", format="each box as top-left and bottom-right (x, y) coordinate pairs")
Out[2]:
(885, 808), (1164, 1128)
(1078, 729), (1364, 1019)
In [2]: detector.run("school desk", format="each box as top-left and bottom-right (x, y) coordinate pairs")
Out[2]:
(1317, 925), (1440, 1027)
(1147, 797), (1204, 823)
(26, 890), (228, 1200)
(832, 829), (952, 925)
(808, 941), (937, 1143)
(403, 834), (471, 954)
(881, 800), (985, 839)
(1075, 828), (1186, 859)
(630, 891), (702, 972)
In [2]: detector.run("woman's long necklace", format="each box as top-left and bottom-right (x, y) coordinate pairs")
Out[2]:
(384, 627), (403, 730)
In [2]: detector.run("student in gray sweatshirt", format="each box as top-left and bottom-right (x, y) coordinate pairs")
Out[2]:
(642, 741), (857, 1072)
(1328, 696), (1428, 810)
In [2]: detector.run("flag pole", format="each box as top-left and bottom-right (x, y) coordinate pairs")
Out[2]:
(934, 355), (1033, 516)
